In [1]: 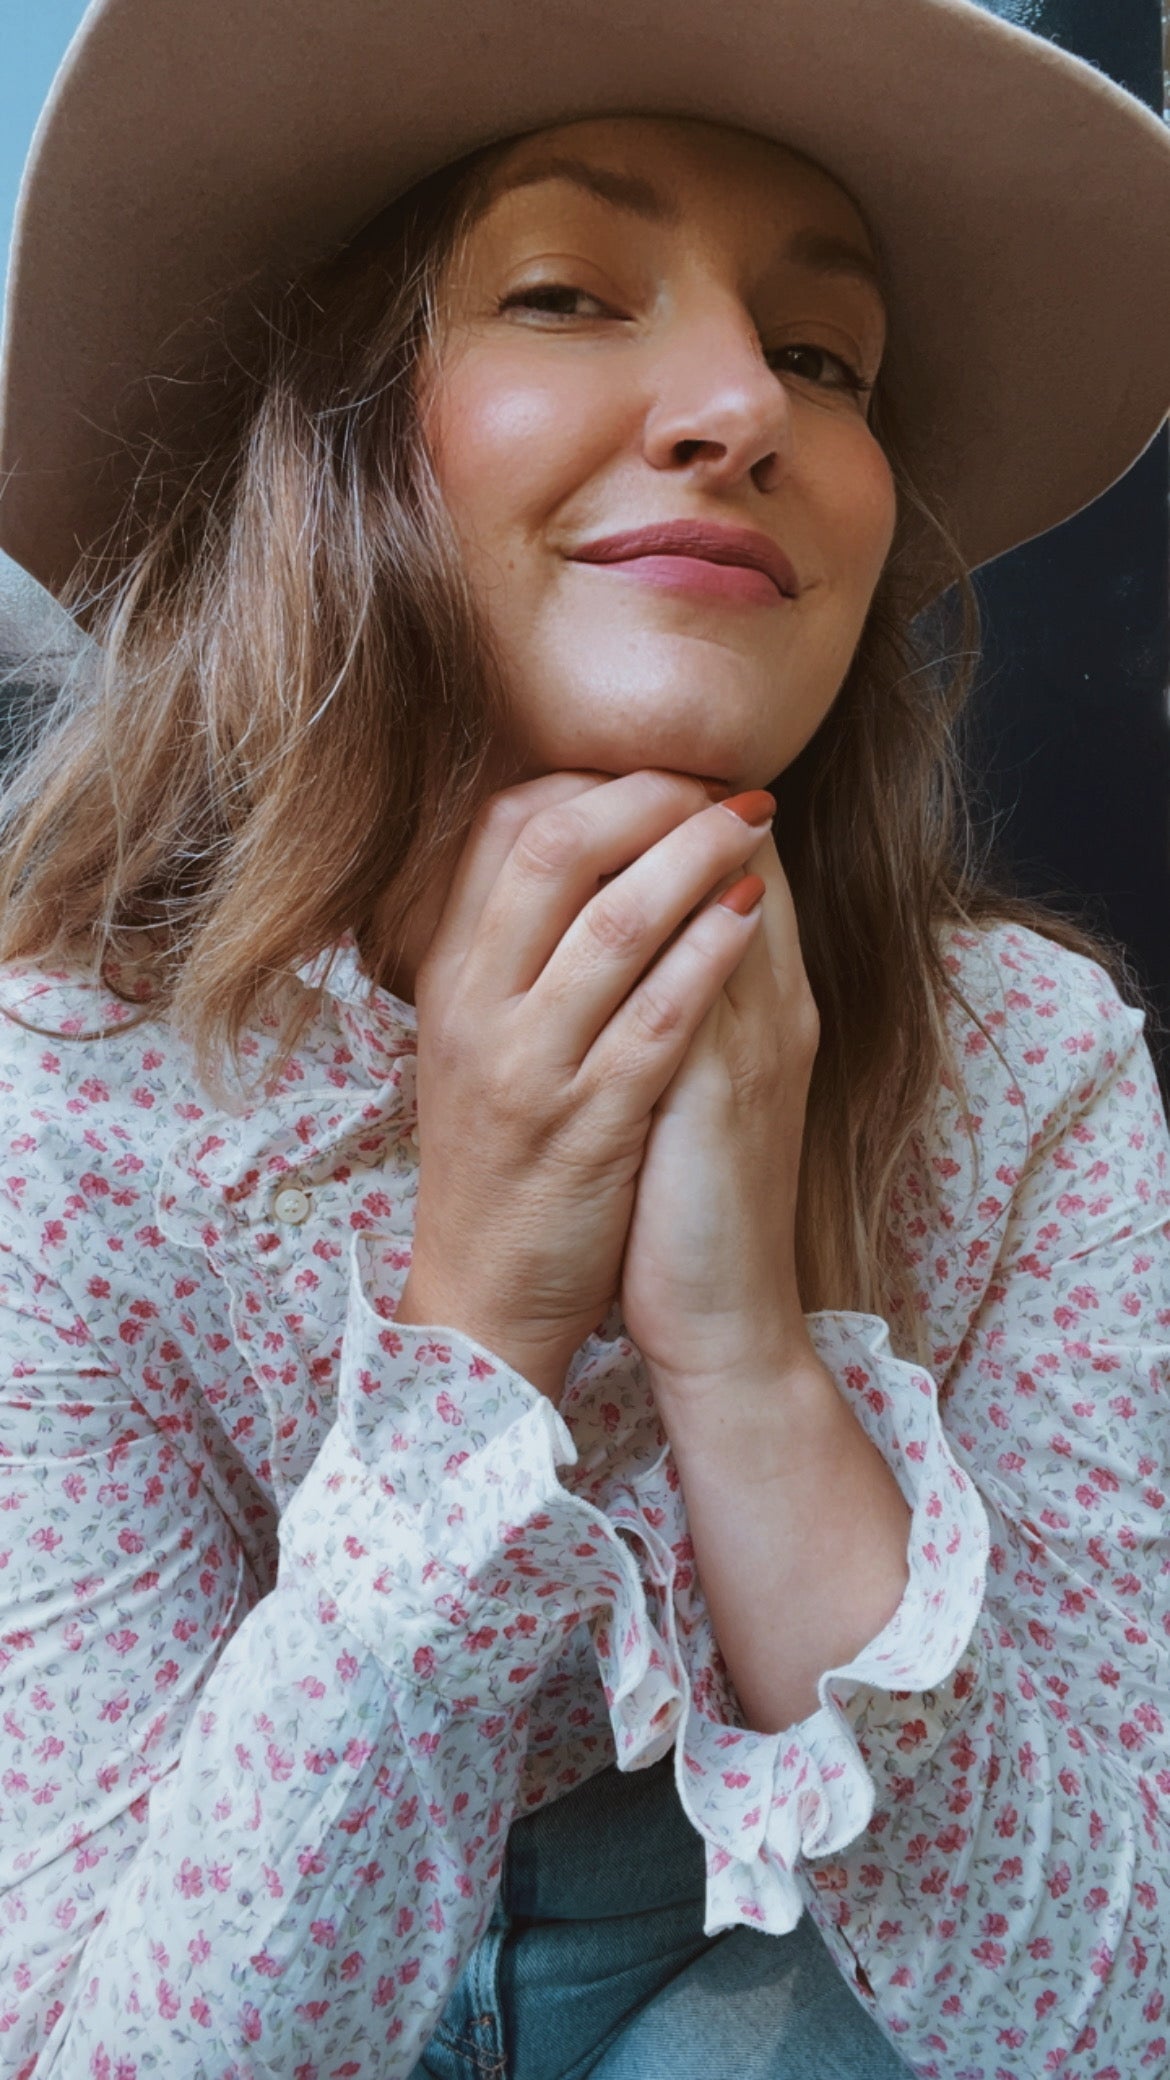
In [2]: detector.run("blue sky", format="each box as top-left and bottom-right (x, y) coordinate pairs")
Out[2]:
(0, 1), (89, 296)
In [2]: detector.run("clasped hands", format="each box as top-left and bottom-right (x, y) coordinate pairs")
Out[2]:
(395, 766), (822, 1415)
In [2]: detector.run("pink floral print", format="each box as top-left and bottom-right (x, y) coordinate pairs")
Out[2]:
(0, 922), (1165, 2078)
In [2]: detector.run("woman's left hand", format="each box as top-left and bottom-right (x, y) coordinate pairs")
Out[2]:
(619, 826), (821, 1403)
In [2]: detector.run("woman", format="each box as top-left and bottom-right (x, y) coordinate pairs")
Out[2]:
(0, 2), (1168, 2075)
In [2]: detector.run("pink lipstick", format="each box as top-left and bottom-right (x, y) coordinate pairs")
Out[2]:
(569, 520), (799, 606)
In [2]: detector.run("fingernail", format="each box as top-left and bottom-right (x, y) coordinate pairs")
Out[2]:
(717, 873), (766, 916)
(718, 789), (776, 826)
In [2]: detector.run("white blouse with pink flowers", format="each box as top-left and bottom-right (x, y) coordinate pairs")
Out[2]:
(0, 921), (1167, 2080)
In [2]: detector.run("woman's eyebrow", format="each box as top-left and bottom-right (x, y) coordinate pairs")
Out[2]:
(488, 159), (884, 302)
(784, 228), (885, 301)
(492, 156), (679, 223)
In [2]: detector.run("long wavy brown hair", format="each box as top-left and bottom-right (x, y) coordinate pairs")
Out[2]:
(0, 142), (1126, 1348)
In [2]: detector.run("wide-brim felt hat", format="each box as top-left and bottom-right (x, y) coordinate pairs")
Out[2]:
(2, 0), (1170, 601)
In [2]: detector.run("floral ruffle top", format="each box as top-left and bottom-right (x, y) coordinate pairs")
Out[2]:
(0, 921), (1167, 2079)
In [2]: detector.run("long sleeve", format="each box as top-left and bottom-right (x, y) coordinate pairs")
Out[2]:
(0, 1228), (652, 2079)
(565, 928), (1170, 2076)
(815, 948), (1170, 2076)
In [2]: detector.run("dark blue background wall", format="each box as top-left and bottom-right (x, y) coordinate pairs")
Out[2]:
(970, 0), (1170, 1057)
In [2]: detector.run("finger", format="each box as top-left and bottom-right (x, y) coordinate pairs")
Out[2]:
(463, 770), (743, 1004)
(720, 839), (819, 1062)
(423, 769), (612, 979)
(582, 877), (765, 1103)
(517, 790), (776, 1063)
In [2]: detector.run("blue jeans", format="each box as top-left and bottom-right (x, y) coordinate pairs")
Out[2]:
(410, 1753), (911, 2080)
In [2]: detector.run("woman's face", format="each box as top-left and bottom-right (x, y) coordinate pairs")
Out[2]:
(422, 116), (895, 791)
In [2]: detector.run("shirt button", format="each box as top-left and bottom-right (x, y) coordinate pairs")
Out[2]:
(272, 1185), (312, 1225)
(409, 1125), (420, 1148)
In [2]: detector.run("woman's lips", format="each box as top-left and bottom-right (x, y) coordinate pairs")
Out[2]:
(568, 521), (799, 607)
(582, 554), (781, 605)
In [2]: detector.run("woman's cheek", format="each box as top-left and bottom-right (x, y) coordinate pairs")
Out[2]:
(849, 431), (897, 581)
(802, 433), (896, 685)
(427, 354), (595, 545)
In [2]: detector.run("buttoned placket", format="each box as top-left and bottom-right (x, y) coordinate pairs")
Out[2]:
(155, 1038), (421, 1504)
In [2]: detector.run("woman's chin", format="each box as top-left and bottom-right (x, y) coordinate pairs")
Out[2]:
(534, 728), (751, 789)
(511, 672), (776, 785)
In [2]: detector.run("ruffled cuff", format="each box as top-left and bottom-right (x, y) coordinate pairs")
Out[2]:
(584, 1312), (990, 1936)
(278, 1235), (648, 1711)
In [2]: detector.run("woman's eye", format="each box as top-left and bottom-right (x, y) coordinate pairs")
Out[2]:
(768, 343), (872, 398)
(498, 284), (613, 320)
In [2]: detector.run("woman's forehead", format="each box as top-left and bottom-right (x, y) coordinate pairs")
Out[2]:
(458, 115), (885, 323)
(481, 115), (877, 257)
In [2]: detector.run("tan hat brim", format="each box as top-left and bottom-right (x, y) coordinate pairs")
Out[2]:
(2, 0), (1170, 597)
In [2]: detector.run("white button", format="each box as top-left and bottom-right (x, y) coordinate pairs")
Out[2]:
(272, 1185), (312, 1225)
(409, 1125), (420, 1148)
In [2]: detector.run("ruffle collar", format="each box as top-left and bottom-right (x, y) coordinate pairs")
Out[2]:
(295, 934), (418, 1082)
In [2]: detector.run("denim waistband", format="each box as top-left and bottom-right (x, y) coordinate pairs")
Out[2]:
(501, 1755), (707, 1923)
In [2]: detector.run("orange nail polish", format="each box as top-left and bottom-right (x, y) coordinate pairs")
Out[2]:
(719, 790), (776, 826)
(717, 873), (766, 916)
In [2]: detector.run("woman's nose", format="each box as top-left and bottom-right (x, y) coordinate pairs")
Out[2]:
(641, 304), (793, 493)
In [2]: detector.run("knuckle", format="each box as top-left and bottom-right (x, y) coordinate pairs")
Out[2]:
(512, 804), (590, 881)
(584, 894), (648, 959)
(481, 1073), (527, 1127)
(628, 979), (684, 1044)
(476, 790), (532, 845)
(480, 1035), (554, 1127)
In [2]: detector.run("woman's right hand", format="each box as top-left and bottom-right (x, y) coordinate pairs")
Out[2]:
(394, 768), (776, 1399)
